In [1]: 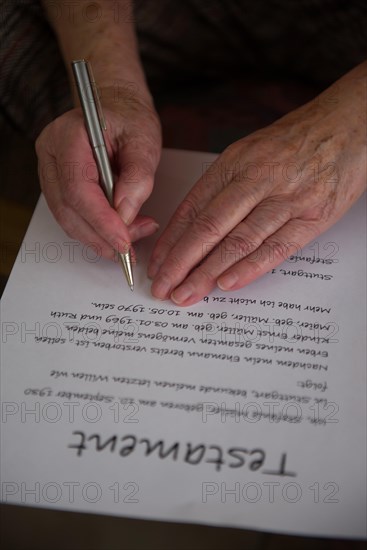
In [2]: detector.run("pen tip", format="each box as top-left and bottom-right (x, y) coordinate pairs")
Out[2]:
(130, 284), (134, 292)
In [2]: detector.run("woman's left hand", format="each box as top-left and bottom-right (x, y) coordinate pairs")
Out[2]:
(148, 61), (366, 306)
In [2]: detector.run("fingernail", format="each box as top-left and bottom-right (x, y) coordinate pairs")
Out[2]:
(114, 242), (132, 261)
(171, 284), (193, 304)
(118, 197), (135, 225)
(147, 259), (162, 279)
(132, 221), (159, 241)
(115, 241), (131, 256)
(217, 272), (238, 290)
(151, 274), (171, 299)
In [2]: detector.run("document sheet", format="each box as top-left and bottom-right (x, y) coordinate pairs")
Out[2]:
(1, 149), (366, 538)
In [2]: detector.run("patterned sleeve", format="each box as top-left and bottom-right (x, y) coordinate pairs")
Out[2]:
(0, 0), (72, 141)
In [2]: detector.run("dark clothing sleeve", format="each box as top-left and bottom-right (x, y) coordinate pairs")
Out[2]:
(1, 0), (366, 141)
(0, 0), (72, 141)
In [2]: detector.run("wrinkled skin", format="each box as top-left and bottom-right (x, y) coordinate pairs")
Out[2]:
(35, 63), (366, 300)
(36, 87), (162, 260)
(149, 63), (366, 306)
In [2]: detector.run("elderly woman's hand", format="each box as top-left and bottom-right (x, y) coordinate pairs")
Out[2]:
(148, 62), (366, 306)
(36, 87), (162, 260)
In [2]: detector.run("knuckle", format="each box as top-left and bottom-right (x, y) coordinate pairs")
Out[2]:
(175, 196), (201, 225)
(158, 235), (176, 255)
(135, 174), (154, 202)
(230, 178), (255, 201)
(274, 203), (292, 223)
(194, 264), (216, 285)
(94, 212), (118, 241)
(225, 231), (259, 257)
(53, 206), (75, 238)
(255, 197), (291, 223)
(193, 212), (222, 240)
(248, 258), (263, 274)
(163, 253), (185, 275)
(239, 220), (265, 245)
(263, 238), (288, 263)
(66, 189), (83, 210)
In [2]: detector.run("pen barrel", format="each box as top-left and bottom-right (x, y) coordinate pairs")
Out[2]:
(72, 61), (105, 148)
(93, 145), (114, 206)
(71, 59), (133, 290)
(72, 60), (116, 206)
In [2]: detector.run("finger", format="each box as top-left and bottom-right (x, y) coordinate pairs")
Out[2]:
(217, 219), (320, 291)
(37, 116), (135, 254)
(37, 151), (112, 259)
(48, 202), (116, 261)
(114, 141), (161, 225)
(40, 163), (127, 262)
(150, 183), (267, 300)
(60, 164), (133, 254)
(40, 151), (155, 255)
(128, 216), (159, 242)
(54, 202), (142, 265)
(147, 151), (238, 277)
(169, 198), (291, 306)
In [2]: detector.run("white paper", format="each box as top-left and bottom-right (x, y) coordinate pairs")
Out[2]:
(1, 149), (366, 538)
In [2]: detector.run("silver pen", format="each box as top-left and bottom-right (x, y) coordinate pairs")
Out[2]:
(71, 59), (134, 290)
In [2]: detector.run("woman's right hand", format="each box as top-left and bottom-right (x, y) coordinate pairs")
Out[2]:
(35, 88), (162, 260)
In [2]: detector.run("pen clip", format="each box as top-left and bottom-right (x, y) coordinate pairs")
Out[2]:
(86, 61), (107, 131)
